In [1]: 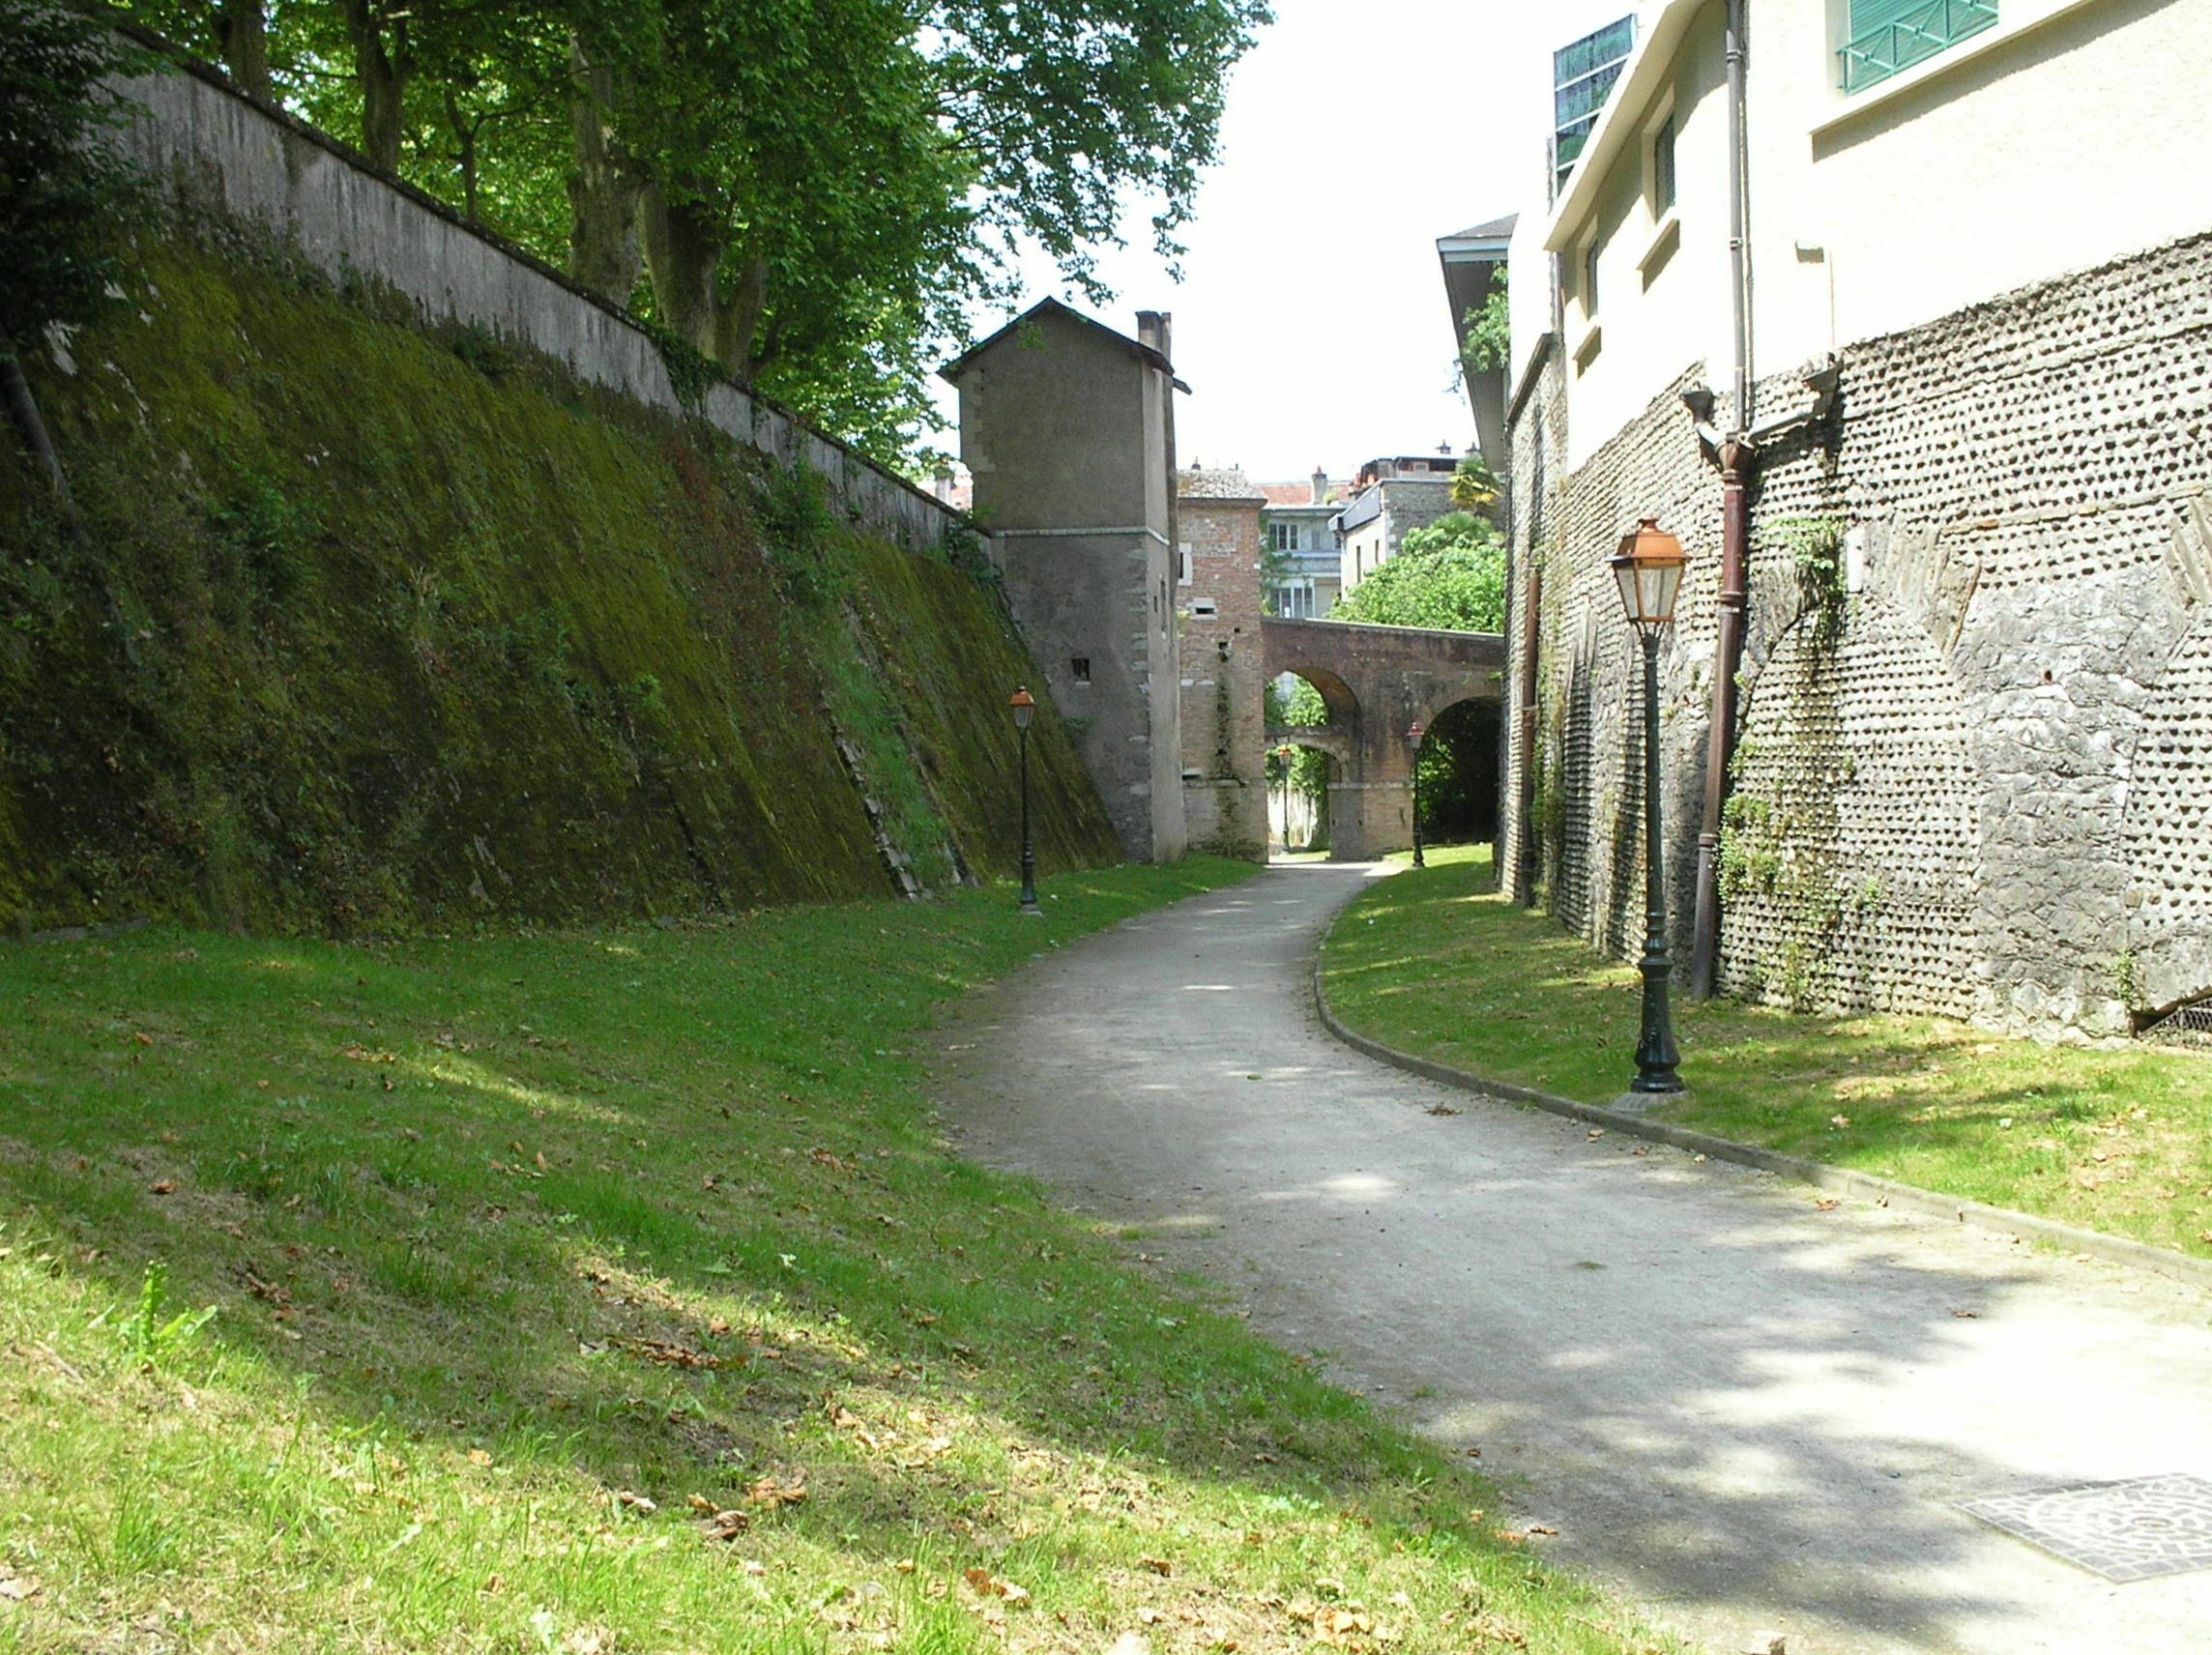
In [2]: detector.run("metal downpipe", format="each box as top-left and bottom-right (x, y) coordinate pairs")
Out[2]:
(1688, 0), (1754, 1000)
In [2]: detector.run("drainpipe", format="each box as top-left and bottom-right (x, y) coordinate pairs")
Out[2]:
(1688, 0), (1754, 1000)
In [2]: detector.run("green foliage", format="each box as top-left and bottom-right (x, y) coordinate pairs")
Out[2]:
(117, 0), (1269, 463)
(1769, 515), (1848, 651)
(1448, 454), (1500, 514)
(1331, 526), (1505, 634)
(0, 3), (156, 352)
(1458, 269), (1509, 375)
(102, 1261), (218, 1371)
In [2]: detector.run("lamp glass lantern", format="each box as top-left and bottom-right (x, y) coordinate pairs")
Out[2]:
(1609, 518), (1688, 634)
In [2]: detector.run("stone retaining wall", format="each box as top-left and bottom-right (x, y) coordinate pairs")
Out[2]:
(121, 56), (960, 557)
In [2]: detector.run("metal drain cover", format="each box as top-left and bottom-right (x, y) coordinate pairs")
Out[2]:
(1960, 1474), (2212, 1582)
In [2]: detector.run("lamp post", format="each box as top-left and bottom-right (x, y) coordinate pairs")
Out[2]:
(1274, 743), (1294, 854)
(1009, 686), (1040, 915)
(1407, 720), (1426, 868)
(1609, 519), (1689, 1094)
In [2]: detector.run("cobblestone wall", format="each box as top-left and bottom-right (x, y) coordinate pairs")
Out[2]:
(1506, 228), (2212, 1039)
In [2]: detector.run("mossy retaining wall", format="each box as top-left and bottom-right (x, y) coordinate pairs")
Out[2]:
(0, 232), (1121, 933)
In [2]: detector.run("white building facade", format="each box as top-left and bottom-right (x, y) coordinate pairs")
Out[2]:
(1494, 0), (2212, 1039)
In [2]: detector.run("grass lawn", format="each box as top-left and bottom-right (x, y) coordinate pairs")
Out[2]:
(1322, 844), (2212, 1263)
(0, 860), (1677, 1655)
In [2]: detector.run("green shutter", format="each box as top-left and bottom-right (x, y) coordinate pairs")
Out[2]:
(1850, 0), (1930, 30)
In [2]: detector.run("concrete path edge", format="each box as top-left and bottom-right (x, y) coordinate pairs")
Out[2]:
(1311, 958), (2212, 1291)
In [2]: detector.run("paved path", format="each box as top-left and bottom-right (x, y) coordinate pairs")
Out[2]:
(932, 863), (2212, 1655)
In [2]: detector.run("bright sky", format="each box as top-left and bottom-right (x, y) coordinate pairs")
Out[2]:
(949, 0), (1630, 486)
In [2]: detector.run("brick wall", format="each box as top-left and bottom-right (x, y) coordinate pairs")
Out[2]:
(1178, 473), (1269, 860)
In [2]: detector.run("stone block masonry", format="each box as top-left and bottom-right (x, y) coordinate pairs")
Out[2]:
(1504, 228), (2212, 1040)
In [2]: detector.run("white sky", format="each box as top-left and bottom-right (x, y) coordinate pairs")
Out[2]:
(948, 0), (1631, 486)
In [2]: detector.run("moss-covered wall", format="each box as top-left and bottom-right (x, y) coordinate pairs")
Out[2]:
(0, 233), (1121, 934)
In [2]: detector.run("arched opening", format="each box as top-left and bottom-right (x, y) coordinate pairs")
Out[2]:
(1265, 667), (1354, 859)
(1413, 697), (1500, 848)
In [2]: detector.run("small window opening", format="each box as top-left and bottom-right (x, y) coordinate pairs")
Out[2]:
(1070, 656), (1091, 683)
(1652, 112), (1675, 216)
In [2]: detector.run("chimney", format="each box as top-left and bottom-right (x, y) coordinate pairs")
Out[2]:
(1136, 309), (1173, 365)
(1310, 466), (1327, 506)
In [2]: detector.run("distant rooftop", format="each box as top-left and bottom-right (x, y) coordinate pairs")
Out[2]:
(1178, 466), (1265, 501)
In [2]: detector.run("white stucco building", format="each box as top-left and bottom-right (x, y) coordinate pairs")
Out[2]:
(1480, 0), (2212, 1040)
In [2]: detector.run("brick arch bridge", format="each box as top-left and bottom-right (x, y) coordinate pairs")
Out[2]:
(1261, 618), (1508, 859)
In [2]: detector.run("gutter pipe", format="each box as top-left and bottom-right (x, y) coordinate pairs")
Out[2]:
(1688, 0), (1754, 999)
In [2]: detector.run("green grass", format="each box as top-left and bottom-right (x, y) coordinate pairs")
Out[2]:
(1324, 844), (2212, 1262)
(0, 860), (1677, 1655)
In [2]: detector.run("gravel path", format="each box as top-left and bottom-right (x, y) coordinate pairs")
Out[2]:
(931, 863), (2212, 1655)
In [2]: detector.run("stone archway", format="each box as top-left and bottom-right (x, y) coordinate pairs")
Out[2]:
(1260, 618), (1504, 859)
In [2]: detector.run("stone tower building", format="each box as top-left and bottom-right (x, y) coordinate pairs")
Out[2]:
(1175, 468), (1268, 859)
(942, 301), (1188, 863)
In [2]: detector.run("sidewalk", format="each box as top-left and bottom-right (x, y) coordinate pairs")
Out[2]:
(932, 861), (2212, 1655)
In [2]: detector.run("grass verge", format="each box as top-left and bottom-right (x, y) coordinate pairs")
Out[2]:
(0, 860), (1676, 1655)
(1323, 844), (2212, 1263)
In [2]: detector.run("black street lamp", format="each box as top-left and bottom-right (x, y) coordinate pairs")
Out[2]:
(1274, 743), (1295, 855)
(1407, 720), (1426, 868)
(1610, 518), (1689, 1095)
(1009, 686), (1040, 915)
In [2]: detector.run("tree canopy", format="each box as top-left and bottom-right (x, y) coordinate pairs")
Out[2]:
(0, 2), (150, 357)
(121, 0), (1271, 462)
(1330, 513), (1504, 633)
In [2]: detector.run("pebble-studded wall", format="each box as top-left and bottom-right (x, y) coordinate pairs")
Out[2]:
(1503, 227), (2212, 1040)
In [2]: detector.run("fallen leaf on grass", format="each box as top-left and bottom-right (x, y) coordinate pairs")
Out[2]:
(699, 1508), (750, 1541)
(1139, 1556), (1172, 1577)
(1813, 1198), (1840, 1212)
(964, 1568), (1030, 1605)
(1951, 1309), (1980, 1319)
(466, 1449), (492, 1467)
(748, 1474), (807, 1510)
(0, 1574), (40, 1601)
(615, 1490), (656, 1514)
(619, 1337), (720, 1370)
(149, 1180), (176, 1195)
(1312, 1605), (1375, 1645)
(1527, 1524), (1557, 1535)
(1425, 1104), (1460, 1117)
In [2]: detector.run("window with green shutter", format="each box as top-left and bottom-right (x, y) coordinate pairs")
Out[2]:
(1840, 0), (1996, 91)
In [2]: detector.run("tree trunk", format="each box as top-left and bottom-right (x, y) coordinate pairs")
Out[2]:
(342, 0), (408, 172)
(2, 351), (73, 508)
(445, 88), (480, 223)
(213, 0), (273, 101)
(641, 186), (763, 384)
(713, 252), (770, 382)
(565, 41), (645, 303)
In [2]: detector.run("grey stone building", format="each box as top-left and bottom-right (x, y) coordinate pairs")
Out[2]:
(943, 300), (1188, 863)
(1177, 468), (1270, 859)
(1486, 0), (2212, 1041)
(1336, 455), (1460, 595)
